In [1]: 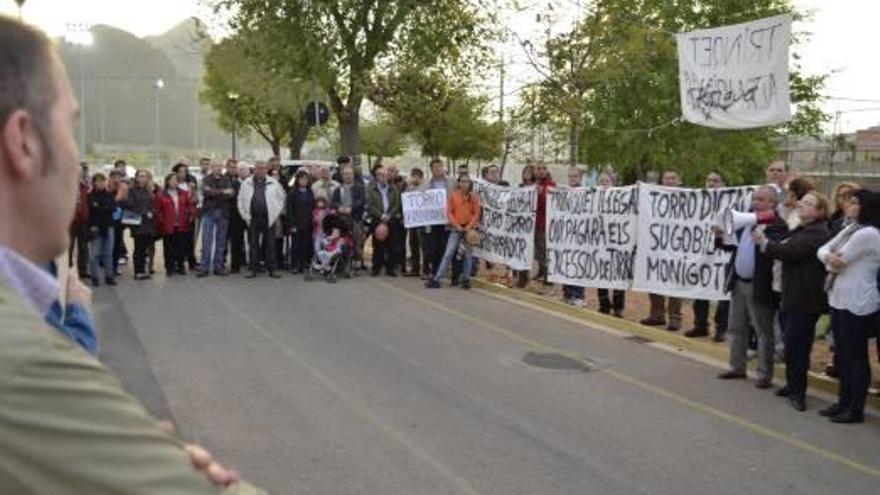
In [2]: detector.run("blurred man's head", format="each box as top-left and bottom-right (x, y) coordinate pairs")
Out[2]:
(268, 156), (281, 171)
(374, 166), (388, 185)
(535, 161), (549, 180)
(320, 165), (332, 181)
(0, 17), (80, 262)
(386, 164), (399, 180)
(765, 160), (786, 188)
(754, 185), (778, 213)
(80, 161), (89, 181)
(237, 162), (251, 180)
(661, 169), (681, 187)
(705, 170), (724, 189)
(340, 164), (354, 184)
(566, 167), (583, 187)
(485, 165), (500, 184)
(172, 162), (188, 180)
(253, 161), (268, 179)
(226, 158), (238, 177)
(199, 157), (210, 174)
(410, 167), (424, 186)
(113, 159), (127, 177)
(210, 160), (223, 176)
(429, 159), (445, 179)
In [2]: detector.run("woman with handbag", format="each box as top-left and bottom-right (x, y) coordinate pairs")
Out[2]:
(124, 170), (157, 280)
(817, 189), (880, 423)
(425, 173), (481, 290)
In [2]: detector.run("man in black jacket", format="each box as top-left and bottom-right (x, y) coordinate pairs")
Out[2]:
(717, 186), (789, 388)
(225, 159), (248, 273)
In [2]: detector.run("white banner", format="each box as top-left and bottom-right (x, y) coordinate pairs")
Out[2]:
(677, 14), (792, 129)
(472, 182), (536, 271)
(632, 184), (755, 300)
(402, 189), (447, 228)
(546, 186), (638, 290)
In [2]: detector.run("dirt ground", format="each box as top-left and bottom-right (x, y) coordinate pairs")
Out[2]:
(478, 261), (880, 390)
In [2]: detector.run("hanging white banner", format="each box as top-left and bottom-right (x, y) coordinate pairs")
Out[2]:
(676, 14), (792, 129)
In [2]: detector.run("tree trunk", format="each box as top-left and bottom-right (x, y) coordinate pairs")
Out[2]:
(569, 121), (579, 166)
(338, 109), (361, 165)
(287, 120), (310, 160)
(271, 140), (281, 159)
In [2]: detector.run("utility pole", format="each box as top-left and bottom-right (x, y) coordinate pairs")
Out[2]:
(498, 52), (505, 124)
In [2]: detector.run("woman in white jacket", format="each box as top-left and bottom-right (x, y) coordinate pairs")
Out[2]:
(817, 188), (880, 424)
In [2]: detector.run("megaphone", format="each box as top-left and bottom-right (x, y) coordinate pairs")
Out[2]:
(721, 208), (776, 236)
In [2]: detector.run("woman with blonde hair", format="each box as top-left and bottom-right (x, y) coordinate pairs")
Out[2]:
(753, 191), (832, 412)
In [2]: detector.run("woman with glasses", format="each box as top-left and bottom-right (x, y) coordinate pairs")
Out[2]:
(753, 191), (832, 412)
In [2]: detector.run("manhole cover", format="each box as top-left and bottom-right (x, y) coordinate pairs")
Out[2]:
(522, 352), (594, 372)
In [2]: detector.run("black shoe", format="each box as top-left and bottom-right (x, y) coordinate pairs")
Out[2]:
(775, 386), (791, 397)
(424, 279), (440, 289)
(684, 328), (709, 338)
(451, 279), (460, 287)
(149, 268), (156, 275)
(599, 307), (611, 315)
(755, 378), (773, 389)
(665, 324), (680, 332)
(91, 278), (100, 287)
(712, 333), (726, 343)
(104, 277), (117, 286)
(371, 270), (380, 277)
(214, 269), (228, 276)
(829, 411), (864, 424)
(177, 268), (187, 275)
(640, 317), (665, 326)
(789, 396), (806, 412)
(166, 270), (175, 277)
(386, 271), (398, 277)
(269, 272), (282, 279)
(718, 370), (747, 380)
(819, 404), (845, 417)
(230, 267), (240, 274)
(245, 272), (257, 279)
(196, 271), (209, 278)
(461, 280), (471, 290)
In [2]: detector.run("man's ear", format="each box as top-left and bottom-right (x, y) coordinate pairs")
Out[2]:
(0, 110), (41, 181)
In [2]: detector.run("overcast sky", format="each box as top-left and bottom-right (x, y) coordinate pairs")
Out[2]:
(2, 0), (877, 133)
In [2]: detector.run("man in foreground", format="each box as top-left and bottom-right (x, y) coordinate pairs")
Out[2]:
(0, 16), (265, 493)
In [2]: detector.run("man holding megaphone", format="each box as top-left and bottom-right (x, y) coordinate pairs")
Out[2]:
(715, 186), (789, 389)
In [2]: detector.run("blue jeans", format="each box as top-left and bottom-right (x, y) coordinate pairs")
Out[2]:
(88, 227), (114, 281)
(200, 208), (229, 272)
(433, 231), (474, 283)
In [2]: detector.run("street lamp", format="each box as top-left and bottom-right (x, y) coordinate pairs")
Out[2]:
(227, 91), (240, 160)
(64, 23), (93, 159)
(154, 78), (164, 169)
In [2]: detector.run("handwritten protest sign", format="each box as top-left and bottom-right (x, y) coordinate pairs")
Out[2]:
(632, 184), (755, 300)
(676, 14), (791, 129)
(546, 186), (638, 289)
(472, 182), (536, 271)
(402, 189), (447, 228)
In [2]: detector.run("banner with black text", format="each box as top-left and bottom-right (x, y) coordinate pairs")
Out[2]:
(546, 186), (638, 289)
(402, 189), (448, 228)
(472, 182), (536, 271)
(632, 184), (755, 300)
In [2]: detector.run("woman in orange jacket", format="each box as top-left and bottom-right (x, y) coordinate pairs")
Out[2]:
(425, 173), (481, 289)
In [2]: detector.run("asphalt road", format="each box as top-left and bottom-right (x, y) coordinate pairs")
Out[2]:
(95, 272), (880, 495)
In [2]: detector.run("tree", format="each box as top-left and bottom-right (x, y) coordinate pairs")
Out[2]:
(201, 35), (315, 158)
(433, 97), (504, 165)
(215, 0), (491, 164)
(526, 0), (828, 184)
(360, 119), (407, 168)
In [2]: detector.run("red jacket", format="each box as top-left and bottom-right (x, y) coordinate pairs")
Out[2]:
(535, 176), (555, 233)
(155, 188), (196, 236)
(71, 181), (90, 228)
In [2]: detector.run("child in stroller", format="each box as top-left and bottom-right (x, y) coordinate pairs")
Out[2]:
(306, 210), (352, 282)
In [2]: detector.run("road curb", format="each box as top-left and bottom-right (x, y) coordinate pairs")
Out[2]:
(471, 278), (880, 413)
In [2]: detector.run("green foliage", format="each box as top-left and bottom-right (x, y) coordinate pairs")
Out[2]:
(213, 0), (492, 159)
(201, 35), (314, 157)
(360, 119), (407, 163)
(522, 0), (829, 185)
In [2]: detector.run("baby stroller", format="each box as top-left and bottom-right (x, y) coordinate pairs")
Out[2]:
(305, 212), (353, 283)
